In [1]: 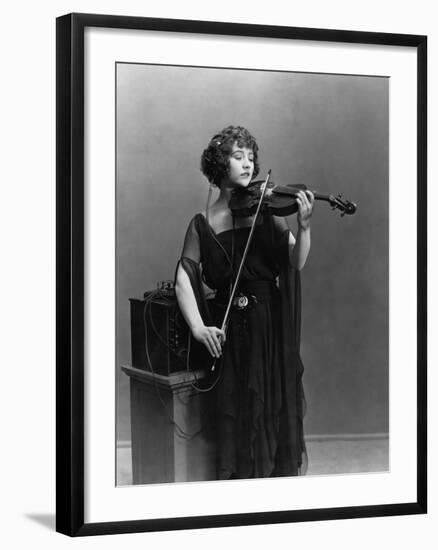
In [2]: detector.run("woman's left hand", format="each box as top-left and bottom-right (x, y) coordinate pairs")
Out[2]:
(296, 189), (314, 230)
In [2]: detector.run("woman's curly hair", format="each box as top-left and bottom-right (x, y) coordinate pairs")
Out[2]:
(200, 126), (260, 187)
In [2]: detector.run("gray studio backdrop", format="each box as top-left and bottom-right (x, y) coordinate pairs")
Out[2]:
(116, 63), (388, 445)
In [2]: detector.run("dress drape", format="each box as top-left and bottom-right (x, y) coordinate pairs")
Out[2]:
(176, 212), (307, 479)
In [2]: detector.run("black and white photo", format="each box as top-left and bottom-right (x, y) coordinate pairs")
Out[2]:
(116, 63), (388, 485)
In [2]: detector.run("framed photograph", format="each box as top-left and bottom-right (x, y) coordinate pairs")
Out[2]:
(56, 13), (427, 536)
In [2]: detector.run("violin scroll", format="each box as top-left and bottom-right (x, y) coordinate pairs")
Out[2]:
(329, 193), (357, 217)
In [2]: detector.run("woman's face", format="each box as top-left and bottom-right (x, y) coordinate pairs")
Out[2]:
(224, 142), (255, 188)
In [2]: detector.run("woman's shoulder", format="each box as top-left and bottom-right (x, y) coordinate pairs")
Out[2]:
(185, 212), (208, 236)
(185, 212), (204, 225)
(193, 211), (207, 227)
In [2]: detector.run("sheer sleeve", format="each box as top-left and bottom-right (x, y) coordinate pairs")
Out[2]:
(180, 215), (201, 263)
(174, 215), (212, 325)
(272, 216), (294, 242)
(271, 215), (294, 266)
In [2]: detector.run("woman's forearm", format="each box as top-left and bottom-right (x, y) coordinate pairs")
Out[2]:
(175, 263), (225, 358)
(290, 226), (311, 271)
(289, 188), (313, 270)
(175, 264), (204, 332)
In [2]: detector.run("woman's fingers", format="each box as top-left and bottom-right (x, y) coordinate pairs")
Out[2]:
(213, 328), (226, 355)
(205, 334), (218, 357)
(208, 333), (221, 357)
(194, 325), (226, 358)
(213, 329), (224, 355)
(295, 189), (314, 230)
(305, 190), (315, 205)
(206, 328), (223, 358)
(204, 333), (214, 357)
(211, 327), (225, 344)
(302, 192), (311, 210)
(296, 190), (314, 214)
(298, 190), (310, 210)
(296, 194), (306, 214)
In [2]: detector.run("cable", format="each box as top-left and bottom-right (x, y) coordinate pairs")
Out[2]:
(148, 288), (223, 394)
(142, 292), (204, 440)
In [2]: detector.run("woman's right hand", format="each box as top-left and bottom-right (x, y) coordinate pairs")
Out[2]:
(191, 324), (226, 358)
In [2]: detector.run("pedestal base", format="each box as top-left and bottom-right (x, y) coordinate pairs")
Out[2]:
(122, 366), (216, 484)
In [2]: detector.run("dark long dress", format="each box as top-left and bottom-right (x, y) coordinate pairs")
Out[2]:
(177, 212), (307, 480)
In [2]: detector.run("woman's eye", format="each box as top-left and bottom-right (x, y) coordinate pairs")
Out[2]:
(232, 153), (254, 162)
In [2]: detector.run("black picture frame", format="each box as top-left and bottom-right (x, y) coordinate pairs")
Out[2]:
(56, 12), (427, 537)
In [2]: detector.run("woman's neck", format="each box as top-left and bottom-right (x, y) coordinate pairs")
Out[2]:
(209, 183), (247, 215)
(216, 185), (233, 208)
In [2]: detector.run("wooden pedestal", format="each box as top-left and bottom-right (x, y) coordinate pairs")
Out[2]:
(121, 366), (216, 484)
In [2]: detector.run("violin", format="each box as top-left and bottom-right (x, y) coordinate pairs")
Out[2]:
(210, 172), (356, 375)
(229, 180), (357, 217)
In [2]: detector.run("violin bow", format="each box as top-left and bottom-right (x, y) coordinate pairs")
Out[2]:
(211, 170), (272, 372)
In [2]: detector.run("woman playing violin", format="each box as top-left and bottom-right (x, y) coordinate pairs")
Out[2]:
(175, 125), (314, 479)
